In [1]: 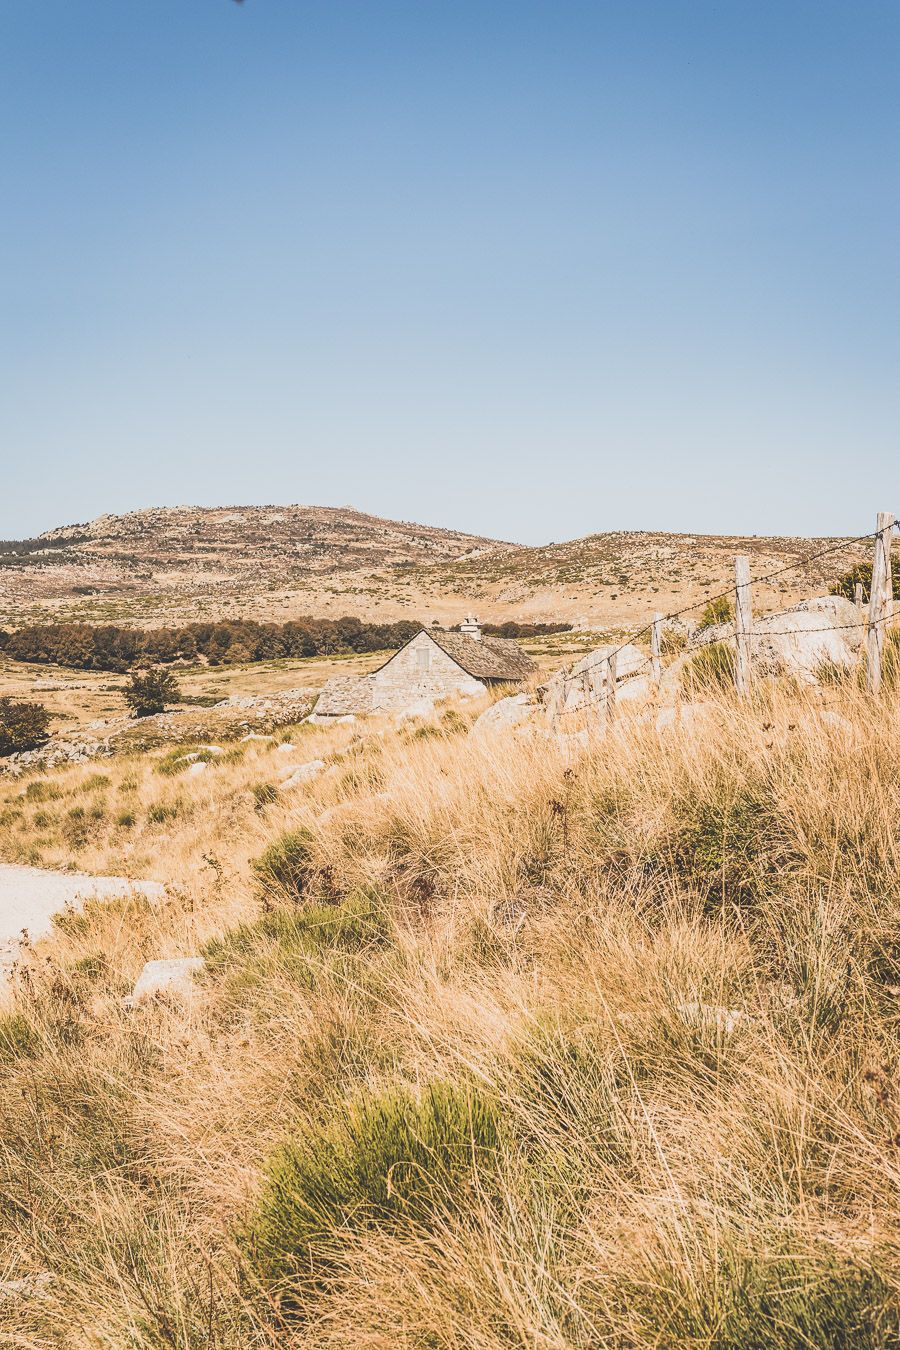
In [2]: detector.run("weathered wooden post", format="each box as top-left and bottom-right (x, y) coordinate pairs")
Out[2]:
(866, 513), (894, 695)
(650, 613), (663, 687)
(734, 555), (752, 698)
(607, 648), (618, 717)
(854, 581), (864, 611)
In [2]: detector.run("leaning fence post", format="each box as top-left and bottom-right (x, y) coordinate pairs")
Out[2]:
(651, 613), (663, 687)
(734, 555), (752, 698)
(854, 581), (864, 611)
(866, 513), (894, 695)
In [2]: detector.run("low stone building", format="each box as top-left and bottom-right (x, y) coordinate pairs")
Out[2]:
(311, 618), (536, 720)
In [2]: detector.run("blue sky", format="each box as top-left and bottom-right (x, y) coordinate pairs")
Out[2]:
(2, 1), (898, 542)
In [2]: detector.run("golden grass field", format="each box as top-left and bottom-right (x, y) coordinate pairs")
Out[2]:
(0, 666), (898, 1346)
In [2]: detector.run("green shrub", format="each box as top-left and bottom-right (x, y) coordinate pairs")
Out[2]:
(245, 1081), (503, 1300)
(697, 595), (734, 630)
(831, 557), (900, 603)
(115, 810), (136, 828)
(123, 668), (180, 718)
(682, 641), (736, 693)
(252, 828), (315, 903)
(78, 773), (111, 793)
(0, 696), (51, 756)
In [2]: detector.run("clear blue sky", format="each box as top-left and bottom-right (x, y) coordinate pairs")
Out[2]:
(2, 1), (898, 543)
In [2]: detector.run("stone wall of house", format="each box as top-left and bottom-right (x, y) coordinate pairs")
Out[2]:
(371, 633), (485, 710)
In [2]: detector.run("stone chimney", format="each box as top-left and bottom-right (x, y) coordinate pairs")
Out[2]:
(460, 615), (482, 642)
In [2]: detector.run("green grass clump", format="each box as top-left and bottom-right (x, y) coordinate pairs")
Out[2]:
(682, 641), (736, 693)
(0, 1012), (39, 1062)
(671, 781), (793, 910)
(251, 828), (315, 903)
(53, 891), (153, 939)
(619, 1239), (897, 1349)
(245, 1080), (503, 1302)
(24, 780), (62, 803)
(251, 781), (278, 810)
(147, 797), (189, 825)
(204, 894), (389, 976)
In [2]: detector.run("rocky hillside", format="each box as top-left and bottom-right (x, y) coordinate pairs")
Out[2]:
(0, 504), (872, 631)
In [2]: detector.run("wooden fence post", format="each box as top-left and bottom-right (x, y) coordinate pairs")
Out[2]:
(734, 555), (752, 698)
(854, 581), (864, 611)
(651, 613), (663, 687)
(866, 512), (894, 695)
(607, 649), (618, 717)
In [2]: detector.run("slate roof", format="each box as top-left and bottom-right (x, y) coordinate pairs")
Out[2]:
(375, 629), (536, 682)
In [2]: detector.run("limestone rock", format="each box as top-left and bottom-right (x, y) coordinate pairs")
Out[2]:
(130, 957), (205, 1005)
(186, 760), (208, 776)
(279, 759), (326, 789)
(689, 595), (865, 684)
(471, 693), (535, 735)
(676, 1001), (744, 1035)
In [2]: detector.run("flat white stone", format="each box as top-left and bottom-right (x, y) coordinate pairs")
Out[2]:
(130, 957), (205, 1005)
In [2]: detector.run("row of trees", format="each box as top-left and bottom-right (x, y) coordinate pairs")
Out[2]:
(0, 616), (572, 673)
(0, 617), (424, 672)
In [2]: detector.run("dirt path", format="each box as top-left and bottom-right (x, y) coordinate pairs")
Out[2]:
(0, 865), (164, 985)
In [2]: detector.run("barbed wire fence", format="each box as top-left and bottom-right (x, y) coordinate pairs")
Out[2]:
(547, 512), (898, 725)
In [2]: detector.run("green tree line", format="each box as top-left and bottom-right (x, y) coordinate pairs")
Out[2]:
(0, 616), (569, 673)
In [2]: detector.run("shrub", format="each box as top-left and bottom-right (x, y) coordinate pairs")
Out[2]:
(0, 696), (51, 755)
(245, 1081), (503, 1300)
(831, 557), (900, 603)
(697, 595), (734, 630)
(252, 828), (315, 903)
(123, 668), (181, 718)
(681, 641), (736, 692)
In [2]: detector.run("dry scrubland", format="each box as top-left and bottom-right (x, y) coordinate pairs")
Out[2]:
(0, 682), (899, 1346)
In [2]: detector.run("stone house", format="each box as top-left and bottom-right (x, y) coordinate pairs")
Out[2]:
(311, 618), (536, 720)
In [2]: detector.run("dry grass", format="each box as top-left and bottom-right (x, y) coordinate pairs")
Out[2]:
(0, 681), (899, 1346)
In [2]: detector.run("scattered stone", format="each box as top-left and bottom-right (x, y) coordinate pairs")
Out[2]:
(676, 1002), (744, 1035)
(0, 1270), (52, 1300)
(279, 759), (326, 789)
(241, 733), (274, 742)
(129, 957), (206, 1005)
(689, 595), (865, 685)
(186, 760), (208, 776)
(275, 742), (296, 753)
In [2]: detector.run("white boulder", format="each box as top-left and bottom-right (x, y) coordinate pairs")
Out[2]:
(130, 957), (205, 1005)
(471, 693), (535, 735)
(279, 759), (326, 789)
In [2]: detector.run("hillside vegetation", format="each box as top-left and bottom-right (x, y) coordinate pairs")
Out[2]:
(0, 504), (872, 631)
(0, 678), (898, 1347)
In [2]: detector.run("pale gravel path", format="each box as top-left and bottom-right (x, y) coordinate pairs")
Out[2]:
(0, 864), (164, 983)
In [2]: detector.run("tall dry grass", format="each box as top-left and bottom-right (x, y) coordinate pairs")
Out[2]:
(0, 684), (898, 1346)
